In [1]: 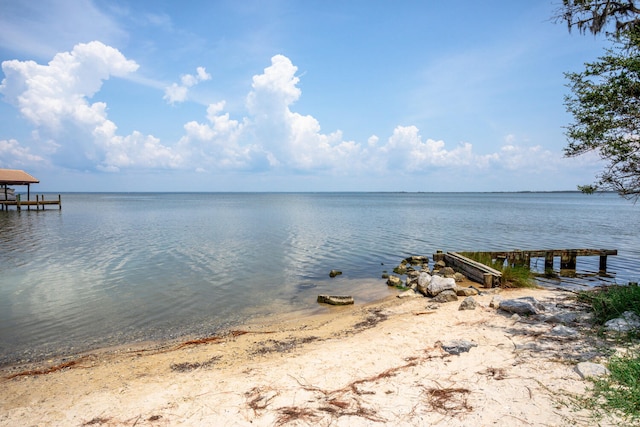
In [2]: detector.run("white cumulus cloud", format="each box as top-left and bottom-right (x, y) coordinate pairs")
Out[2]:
(164, 66), (211, 104)
(0, 41), (180, 171)
(0, 46), (572, 184)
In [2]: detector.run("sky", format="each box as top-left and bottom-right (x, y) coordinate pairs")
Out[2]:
(0, 0), (613, 192)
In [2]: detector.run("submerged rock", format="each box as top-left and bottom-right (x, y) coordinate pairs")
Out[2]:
(317, 295), (354, 305)
(329, 270), (342, 278)
(387, 275), (403, 287)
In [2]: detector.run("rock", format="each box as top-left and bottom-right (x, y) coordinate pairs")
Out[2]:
(406, 255), (428, 265)
(407, 270), (420, 279)
(439, 267), (455, 277)
(456, 286), (478, 297)
(393, 264), (407, 275)
(575, 362), (610, 379)
(406, 275), (418, 287)
(511, 313), (521, 322)
(397, 289), (420, 298)
(453, 272), (466, 282)
(433, 290), (458, 303)
(550, 325), (578, 337)
(317, 295), (354, 305)
(489, 296), (503, 308)
(458, 297), (477, 311)
(427, 276), (456, 297)
(329, 270), (342, 278)
(544, 312), (580, 324)
(434, 260), (446, 269)
(499, 297), (545, 315)
(604, 311), (640, 332)
(381, 272), (389, 279)
(387, 276), (403, 287)
(416, 272), (432, 296)
(440, 339), (477, 355)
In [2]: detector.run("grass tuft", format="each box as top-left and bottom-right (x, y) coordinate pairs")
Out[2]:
(576, 283), (640, 423)
(576, 283), (640, 325)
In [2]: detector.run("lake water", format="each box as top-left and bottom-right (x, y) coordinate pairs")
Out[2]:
(1, 192), (638, 366)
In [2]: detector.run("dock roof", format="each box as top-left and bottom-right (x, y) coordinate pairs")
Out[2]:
(0, 169), (40, 186)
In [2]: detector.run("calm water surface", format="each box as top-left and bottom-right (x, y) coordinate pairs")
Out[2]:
(1, 192), (638, 365)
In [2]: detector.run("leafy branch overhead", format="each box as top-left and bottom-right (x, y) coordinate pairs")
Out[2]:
(557, 1), (640, 199)
(557, 0), (640, 37)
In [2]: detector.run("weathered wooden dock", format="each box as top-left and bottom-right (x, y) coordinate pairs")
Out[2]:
(434, 248), (618, 288)
(1, 194), (62, 211)
(487, 249), (617, 271)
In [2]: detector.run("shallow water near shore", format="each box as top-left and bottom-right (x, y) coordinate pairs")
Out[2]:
(0, 191), (638, 366)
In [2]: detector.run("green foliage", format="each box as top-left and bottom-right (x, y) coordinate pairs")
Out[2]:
(564, 27), (640, 200)
(582, 351), (640, 423)
(576, 283), (640, 421)
(576, 283), (640, 324)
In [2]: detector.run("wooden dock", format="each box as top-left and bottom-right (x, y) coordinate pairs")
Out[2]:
(486, 249), (617, 271)
(434, 248), (618, 288)
(0, 194), (62, 211)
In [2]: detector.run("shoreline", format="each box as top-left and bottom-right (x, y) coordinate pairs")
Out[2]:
(0, 284), (624, 426)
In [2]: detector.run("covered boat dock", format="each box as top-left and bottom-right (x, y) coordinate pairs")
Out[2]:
(0, 169), (61, 211)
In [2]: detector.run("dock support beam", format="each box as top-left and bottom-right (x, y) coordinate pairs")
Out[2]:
(560, 251), (577, 270)
(599, 255), (608, 272)
(544, 252), (554, 271)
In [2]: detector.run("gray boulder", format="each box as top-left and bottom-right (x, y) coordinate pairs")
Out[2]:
(458, 296), (477, 311)
(433, 289), (458, 303)
(427, 275), (456, 297)
(604, 311), (640, 333)
(499, 297), (545, 315)
(416, 272), (432, 296)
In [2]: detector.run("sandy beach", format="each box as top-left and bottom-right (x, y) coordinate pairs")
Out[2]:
(0, 285), (624, 426)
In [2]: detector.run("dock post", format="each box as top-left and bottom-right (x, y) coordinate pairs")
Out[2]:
(599, 255), (608, 272)
(560, 250), (577, 270)
(544, 252), (554, 271)
(58, 194), (62, 210)
(36, 194), (39, 210)
(483, 273), (493, 288)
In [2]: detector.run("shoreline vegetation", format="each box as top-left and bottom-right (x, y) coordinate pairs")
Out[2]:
(1, 261), (639, 425)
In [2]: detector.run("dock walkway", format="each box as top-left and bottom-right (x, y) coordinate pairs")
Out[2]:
(0, 194), (62, 211)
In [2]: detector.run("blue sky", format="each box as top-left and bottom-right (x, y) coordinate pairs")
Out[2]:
(0, 0), (611, 192)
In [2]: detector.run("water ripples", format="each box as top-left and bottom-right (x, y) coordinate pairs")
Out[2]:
(1, 192), (639, 366)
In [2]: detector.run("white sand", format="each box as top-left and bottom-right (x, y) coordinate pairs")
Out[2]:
(0, 286), (622, 426)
